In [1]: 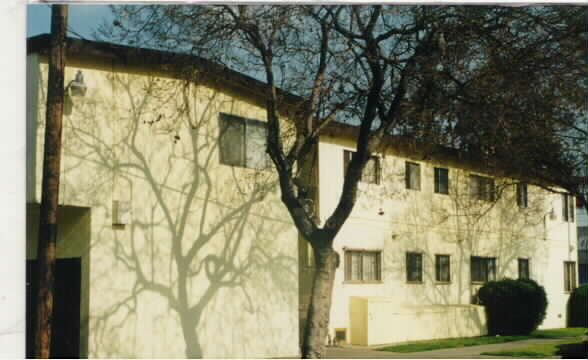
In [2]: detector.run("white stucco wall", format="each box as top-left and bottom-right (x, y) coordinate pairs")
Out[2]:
(350, 298), (486, 345)
(317, 135), (577, 343)
(27, 54), (300, 358)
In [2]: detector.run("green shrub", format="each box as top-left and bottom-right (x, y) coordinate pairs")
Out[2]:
(568, 284), (588, 327)
(478, 278), (548, 335)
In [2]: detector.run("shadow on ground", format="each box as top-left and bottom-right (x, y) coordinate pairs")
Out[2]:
(556, 340), (587, 359)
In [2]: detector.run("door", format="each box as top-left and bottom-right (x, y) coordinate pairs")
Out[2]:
(26, 258), (81, 358)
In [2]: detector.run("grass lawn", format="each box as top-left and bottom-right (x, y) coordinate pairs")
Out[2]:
(378, 336), (529, 353)
(532, 327), (587, 338)
(378, 328), (587, 353)
(481, 338), (587, 358)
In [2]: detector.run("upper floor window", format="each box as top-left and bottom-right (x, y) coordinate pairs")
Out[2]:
(564, 261), (577, 292)
(219, 113), (271, 169)
(471, 256), (496, 283)
(434, 168), (449, 195)
(470, 175), (495, 201)
(344, 249), (382, 282)
(405, 162), (421, 190)
(406, 252), (423, 283)
(518, 258), (530, 279)
(562, 194), (575, 222)
(343, 150), (381, 185)
(435, 254), (451, 282)
(517, 183), (528, 208)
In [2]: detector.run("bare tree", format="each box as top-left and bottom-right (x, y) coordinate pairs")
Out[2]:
(100, 5), (586, 357)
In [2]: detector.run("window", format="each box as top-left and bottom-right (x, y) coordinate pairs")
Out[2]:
(564, 261), (576, 292)
(471, 256), (496, 283)
(435, 255), (451, 282)
(562, 194), (575, 222)
(518, 258), (530, 279)
(406, 252), (423, 283)
(517, 183), (528, 208)
(343, 150), (381, 185)
(470, 175), (495, 201)
(434, 168), (449, 194)
(344, 250), (382, 282)
(219, 113), (271, 169)
(405, 162), (421, 190)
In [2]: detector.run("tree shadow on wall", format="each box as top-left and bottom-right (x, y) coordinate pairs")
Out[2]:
(56, 69), (298, 358)
(369, 165), (551, 336)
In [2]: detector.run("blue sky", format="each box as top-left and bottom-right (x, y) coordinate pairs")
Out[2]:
(27, 4), (112, 39)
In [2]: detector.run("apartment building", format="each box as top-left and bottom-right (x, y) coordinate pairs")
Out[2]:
(300, 124), (578, 345)
(26, 35), (300, 358)
(26, 35), (578, 357)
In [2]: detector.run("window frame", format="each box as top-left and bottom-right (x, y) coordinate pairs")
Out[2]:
(406, 252), (424, 283)
(344, 249), (382, 283)
(470, 256), (497, 283)
(435, 254), (451, 283)
(434, 167), (449, 195)
(218, 113), (271, 169)
(405, 162), (421, 191)
(562, 194), (575, 223)
(564, 261), (577, 293)
(518, 258), (530, 279)
(343, 150), (381, 185)
(517, 183), (528, 208)
(470, 175), (495, 201)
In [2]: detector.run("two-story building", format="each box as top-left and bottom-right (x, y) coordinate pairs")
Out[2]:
(26, 35), (301, 359)
(301, 124), (578, 345)
(26, 35), (578, 357)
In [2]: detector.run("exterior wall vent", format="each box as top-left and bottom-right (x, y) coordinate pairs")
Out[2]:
(112, 200), (131, 225)
(335, 328), (347, 345)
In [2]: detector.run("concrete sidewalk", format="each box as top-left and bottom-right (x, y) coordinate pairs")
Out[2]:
(326, 338), (568, 358)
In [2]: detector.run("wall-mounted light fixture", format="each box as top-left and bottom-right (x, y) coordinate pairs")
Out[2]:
(67, 70), (87, 97)
(64, 70), (87, 115)
(300, 198), (322, 225)
(549, 207), (557, 220)
(302, 198), (314, 216)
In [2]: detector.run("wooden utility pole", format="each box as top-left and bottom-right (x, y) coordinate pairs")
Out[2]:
(34, 4), (68, 358)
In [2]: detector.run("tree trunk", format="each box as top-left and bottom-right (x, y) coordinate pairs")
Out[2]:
(301, 246), (338, 358)
(180, 315), (203, 358)
(34, 4), (68, 359)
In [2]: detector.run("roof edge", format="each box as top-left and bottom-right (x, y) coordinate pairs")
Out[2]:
(27, 34), (304, 109)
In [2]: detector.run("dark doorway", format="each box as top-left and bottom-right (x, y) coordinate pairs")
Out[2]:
(26, 258), (81, 358)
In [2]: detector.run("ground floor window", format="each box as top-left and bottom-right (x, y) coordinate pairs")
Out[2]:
(518, 258), (530, 279)
(564, 261), (577, 292)
(406, 252), (423, 283)
(435, 254), (451, 282)
(471, 256), (496, 283)
(344, 250), (382, 282)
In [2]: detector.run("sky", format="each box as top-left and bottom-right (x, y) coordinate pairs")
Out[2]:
(27, 4), (112, 39)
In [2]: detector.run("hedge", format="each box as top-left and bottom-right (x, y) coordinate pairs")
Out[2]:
(478, 278), (548, 336)
(568, 284), (588, 328)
